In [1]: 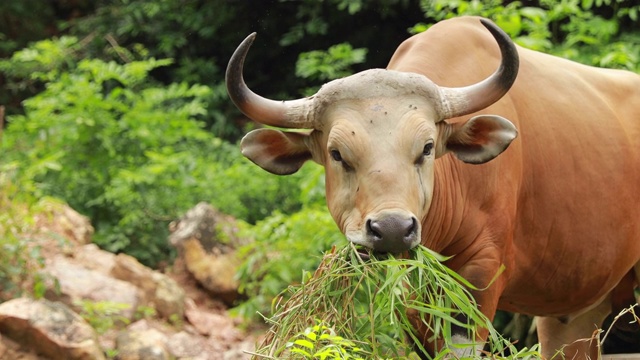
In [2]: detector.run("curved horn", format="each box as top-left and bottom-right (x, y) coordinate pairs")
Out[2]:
(439, 19), (519, 119)
(226, 33), (313, 129)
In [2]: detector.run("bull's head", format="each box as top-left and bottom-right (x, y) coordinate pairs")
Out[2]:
(227, 19), (518, 254)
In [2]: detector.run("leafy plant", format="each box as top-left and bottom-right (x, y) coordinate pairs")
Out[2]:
(284, 321), (369, 360)
(296, 43), (368, 96)
(0, 159), (49, 300)
(253, 244), (542, 359)
(1, 37), (311, 266)
(233, 205), (344, 320)
(75, 300), (131, 335)
(134, 305), (157, 321)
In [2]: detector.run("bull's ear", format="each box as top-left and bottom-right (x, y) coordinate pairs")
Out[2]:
(443, 115), (517, 164)
(241, 128), (312, 175)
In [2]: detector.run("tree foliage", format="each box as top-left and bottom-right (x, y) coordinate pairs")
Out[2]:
(0, 36), (310, 266)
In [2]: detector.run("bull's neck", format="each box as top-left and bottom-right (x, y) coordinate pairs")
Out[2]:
(422, 155), (468, 255)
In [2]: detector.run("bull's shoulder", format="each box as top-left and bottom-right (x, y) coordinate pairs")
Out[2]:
(388, 16), (509, 86)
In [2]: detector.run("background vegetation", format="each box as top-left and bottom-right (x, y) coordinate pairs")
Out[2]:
(1, 0), (639, 353)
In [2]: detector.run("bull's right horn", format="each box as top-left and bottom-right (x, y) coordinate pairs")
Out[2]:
(438, 18), (519, 119)
(226, 33), (314, 129)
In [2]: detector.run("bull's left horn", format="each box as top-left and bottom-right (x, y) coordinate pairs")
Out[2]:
(439, 19), (519, 119)
(226, 33), (314, 129)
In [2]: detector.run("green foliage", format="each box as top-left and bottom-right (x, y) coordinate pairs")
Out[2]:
(75, 300), (131, 335)
(209, 160), (312, 225)
(64, 0), (243, 140)
(2, 38), (211, 265)
(233, 205), (344, 320)
(278, 0), (414, 47)
(0, 160), (49, 300)
(297, 43), (368, 82)
(285, 321), (368, 360)
(0, 37), (309, 266)
(296, 43), (368, 95)
(416, 0), (640, 72)
(134, 305), (157, 321)
(254, 245), (542, 359)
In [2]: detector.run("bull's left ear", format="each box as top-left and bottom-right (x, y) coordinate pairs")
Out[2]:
(241, 128), (312, 175)
(442, 115), (518, 164)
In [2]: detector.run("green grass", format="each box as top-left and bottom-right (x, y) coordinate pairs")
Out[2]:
(250, 244), (542, 359)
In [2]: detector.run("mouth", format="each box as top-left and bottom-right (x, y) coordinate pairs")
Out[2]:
(355, 246), (372, 261)
(353, 245), (394, 262)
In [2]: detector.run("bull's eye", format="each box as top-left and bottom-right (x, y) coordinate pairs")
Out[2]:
(416, 142), (435, 165)
(330, 149), (353, 171)
(330, 149), (343, 162)
(423, 143), (434, 156)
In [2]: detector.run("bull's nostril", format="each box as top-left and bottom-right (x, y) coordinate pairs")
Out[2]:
(367, 219), (383, 240)
(406, 217), (418, 238)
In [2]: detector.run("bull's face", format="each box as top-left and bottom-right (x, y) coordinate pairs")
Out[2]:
(227, 19), (519, 254)
(320, 94), (439, 253)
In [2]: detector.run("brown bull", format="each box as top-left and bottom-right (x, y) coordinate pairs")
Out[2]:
(226, 16), (640, 358)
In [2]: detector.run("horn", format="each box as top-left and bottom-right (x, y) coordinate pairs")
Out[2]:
(438, 19), (519, 119)
(226, 33), (313, 129)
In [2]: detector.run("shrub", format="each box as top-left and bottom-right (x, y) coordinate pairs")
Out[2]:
(0, 37), (311, 266)
(233, 204), (344, 320)
(0, 160), (48, 300)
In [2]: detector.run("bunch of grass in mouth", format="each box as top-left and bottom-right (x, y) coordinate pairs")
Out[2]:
(250, 243), (541, 359)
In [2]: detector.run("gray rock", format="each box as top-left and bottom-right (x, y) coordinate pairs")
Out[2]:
(35, 201), (94, 245)
(74, 244), (116, 274)
(111, 253), (185, 319)
(169, 203), (249, 306)
(115, 326), (170, 360)
(0, 298), (105, 360)
(166, 331), (206, 358)
(45, 255), (140, 320)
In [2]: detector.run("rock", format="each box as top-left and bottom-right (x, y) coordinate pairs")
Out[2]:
(165, 331), (206, 358)
(180, 239), (241, 306)
(169, 203), (249, 306)
(169, 202), (248, 252)
(3, 200), (261, 360)
(35, 200), (94, 246)
(0, 334), (42, 360)
(0, 298), (105, 360)
(115, 326), (170, 360)
(222, 339), (255, 360)
(185, 302), (237, 337)
(45, 255), (140, 320)
(111, 253), (185, 319)
(169, 202), (249, 306)
(74, 244), (116, 274)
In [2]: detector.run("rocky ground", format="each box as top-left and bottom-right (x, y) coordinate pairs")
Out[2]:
(0, 201), (263, 360)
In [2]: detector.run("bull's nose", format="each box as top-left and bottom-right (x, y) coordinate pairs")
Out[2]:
(366, 215), (419, 253)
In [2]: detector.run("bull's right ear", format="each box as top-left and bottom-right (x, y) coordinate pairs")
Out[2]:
(240, 128), (312, 175)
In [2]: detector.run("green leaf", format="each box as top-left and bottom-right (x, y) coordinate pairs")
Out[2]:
(290, 348), (313, 357)
(294, 339), (315, 350)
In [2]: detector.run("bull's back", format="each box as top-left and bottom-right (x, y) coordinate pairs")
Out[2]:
(504, 48), (640, 315)
(390, 16), (640, 315)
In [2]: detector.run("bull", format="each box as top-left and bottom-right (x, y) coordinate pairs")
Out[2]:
(226, 16), (640, 358)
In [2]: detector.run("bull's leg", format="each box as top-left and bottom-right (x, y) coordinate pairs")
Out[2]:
(435, 244), (508, 357)
(536, 295), (611, 360)
(412, 237), (508, 358)
(602, 268), (640, 354)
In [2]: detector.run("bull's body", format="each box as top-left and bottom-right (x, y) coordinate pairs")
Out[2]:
(390, 17), (640, 356)
(227, 16), (640, 358)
